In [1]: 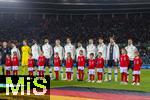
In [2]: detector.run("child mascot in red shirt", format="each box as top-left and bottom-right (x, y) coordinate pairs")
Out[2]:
(77, 50), (85, 81)
(65, 52), (73, 81)
(96, 52), (104, 83)
(12, 52), (19, 75)
(54, 52), (61, 80)
(120, 48), (130, 84)
(5, 54), (12, 76)
(88, 53), (95, 83)
(38, 51), (46, 78)
(132, 51), (142, 86)
(28, 53), (34, 77)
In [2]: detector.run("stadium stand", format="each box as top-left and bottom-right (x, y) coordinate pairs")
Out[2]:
(0, 14), (149, 66)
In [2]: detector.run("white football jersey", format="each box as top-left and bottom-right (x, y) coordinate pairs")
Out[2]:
(64, 43), (75, 60)
(86, 44), (96, 59)
(76, 46), (86, 61)
(125, 44), (137, 61)
(31, 44), (41, 60)
(11, 47), (20, 59)
(54, 45), (64, 60)
(42, 43), (53, 59)
(106, 43), (120, 62)
(97, 43), (107, 60)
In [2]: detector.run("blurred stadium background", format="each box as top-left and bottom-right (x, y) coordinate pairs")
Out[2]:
(0, 0), (149, 67)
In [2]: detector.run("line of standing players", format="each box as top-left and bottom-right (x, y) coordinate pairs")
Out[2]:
(1, 36), (142, 85)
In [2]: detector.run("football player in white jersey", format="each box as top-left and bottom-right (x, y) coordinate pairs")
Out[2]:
(54, 39), (64, 80)
(106, 36), (120, 81)
(76, 42), (86, 61)
(31, 40), (41, 70)
(86, 39), (96, 81)
(86, 39), (96, 59)
(42, 39), (53, 79)
(64, 38), (75, 60)
(76, 41), (86, 80)
(97, 37), (107, 81)
(125, 38), (138, 81)
(11, 42), (20, 60)
(64, 38), (75, 80)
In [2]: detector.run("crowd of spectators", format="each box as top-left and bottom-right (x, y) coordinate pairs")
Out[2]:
(0, 13), (149, 64)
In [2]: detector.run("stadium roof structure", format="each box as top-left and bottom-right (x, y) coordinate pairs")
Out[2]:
(0, 0), (150, 14)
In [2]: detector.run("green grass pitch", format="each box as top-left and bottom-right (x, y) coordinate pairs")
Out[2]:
(50, 68), (150, 92)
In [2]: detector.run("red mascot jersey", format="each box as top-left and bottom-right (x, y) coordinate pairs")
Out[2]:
(120, 54), (130, 67)
(54, 56), (61, 67)
(38, 56), (45, 66)
(96, 57), (104, 68)
(5, 56), (11, 66)
(88, 59), (95, 69)
(12, 55), (19, 66)
(133, 57), (142, 71)
(28, 58), (34, 67)
(78, 55), (85, 67)
(66, 57), (73, 68)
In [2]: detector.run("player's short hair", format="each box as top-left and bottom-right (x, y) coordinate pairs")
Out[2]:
(67, 37), (71, 40)
(55, 52), (59, 55)
(128, 38), (133, 41)
(23, 40), (28, 45)
(99, 37), (104, 40)
(23, 40), (27, 42)
(79, 50), (83, 53)
(67, 52), (71, 57)
(98, 52), (102, 55)
(67, 52), (71, 55)
(45, 38), (49, 41)
(121, 48), (127, 54)
(56, 39), (60, 41)
(90, 53), (94, 56)
(11, 41), (17, 45)
(109, 36), (115, 40)
(29, 53), (32, 56)
(13, 51), (17, 54)
(78, 40), (82, 44)
(89, 38), (93, 40)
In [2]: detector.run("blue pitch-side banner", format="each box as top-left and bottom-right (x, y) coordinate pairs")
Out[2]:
(142, 65), (150, 69)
